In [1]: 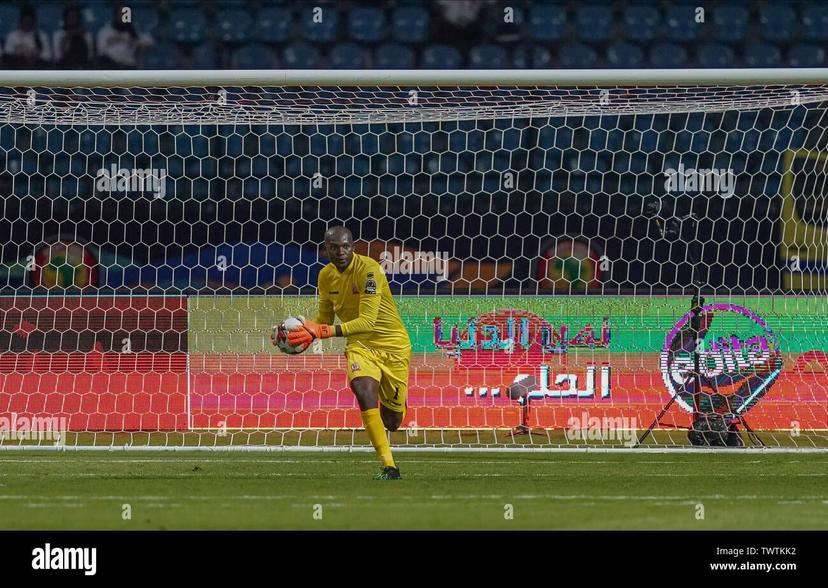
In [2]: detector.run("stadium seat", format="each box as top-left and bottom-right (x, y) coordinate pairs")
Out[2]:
(512, 46), (553, 69)
(529, 5), (566, 42)
(575, 5), (613, 43)
(391, 6), (428, 43)
(374, 44), (415, 69)
(606, 42), (644, 68)
(696, 43), (736, 68)
(469, 44), (508, 69)
(622, 5), (659, 42)
(649, 43), (687, 68)
(348, 6), (385, 43)
(421, 45), (463, 69)
(743, 43), (782, 68)
(712, 5), (749, 42)
(759, 4), (796, 42)
(169, 7), (207, 43)
(36, 4), (64, 32)
(801, 4), (828, 41)
(190, 43), (217, 69)
(329, 43), (369, 69)
(484, 5), (524, 43)
(143, 42), (181, 69)
(216, 8), (252, 43)
(234, 44), (277, 69)
(788, 43), (825, 67)
(302, 6), (338, 43)
(131, 4), (159, 34)
(664, 5), (698, 42)
(558, 43), (598, 69)
(283, 43), (321, 69)
(0, 4), (18, 38)
(252, 6), (291, 43)
(79, 2), (109, 33)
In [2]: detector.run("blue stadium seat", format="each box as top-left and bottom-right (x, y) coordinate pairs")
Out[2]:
(606, 42), (644, 68)
(529, 5), (566, 42)
(664, 5), (698, 42)
(649, 43), (687, 68)
(788, 43), (825, 67)
(283, 43), (321, 68)
(144, 42), (181, 69)
(712, 5), (748, 42)
(576, 5), (613, 42)
(216, 8), (252, 43)
(0, 4), (18, 37)
(234, 44), (277, 69)
(348, 6), (385, 43)
(374, 44), (415, 69)
(36, 4), (64, 32)
(131, 4), (159, 34)
(485, 5), (524, 41)
(512, 46), (552, 69)
(190, 43), (217, 69)
(79, 2), (109, 33)
(469, 44), (508, 69)
(744, 43), (782, 67)
(558, 43), (597, 69)
(391, 6), (428, 43)
(169, 7), (207, 43)
(696, 43), (735, 68)
(759, 4), (796, 42)
(622, 5), (659, 42)
(801, 4), (828, 41)
(329, 43), (369, 69)
(421, 45), (462, 69)
(302, 6), (338, 43)
(69, 154), (88, 177)
(252, 6), (292, 43)
(273, 134), (292, 157)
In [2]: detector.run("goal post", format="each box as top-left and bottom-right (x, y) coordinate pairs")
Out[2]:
(0, 69), (826, 451)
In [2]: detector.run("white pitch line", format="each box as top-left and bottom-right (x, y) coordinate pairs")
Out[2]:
(0, 457), (825, 465)
(1, 494), (826, 502)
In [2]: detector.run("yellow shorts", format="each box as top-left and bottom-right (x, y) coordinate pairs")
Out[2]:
(345, 346), (411, 414)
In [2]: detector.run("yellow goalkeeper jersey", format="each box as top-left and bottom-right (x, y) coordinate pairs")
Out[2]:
(315, 253), (411, 352)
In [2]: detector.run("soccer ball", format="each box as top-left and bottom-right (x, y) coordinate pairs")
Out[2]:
(274, 316), (309, 354)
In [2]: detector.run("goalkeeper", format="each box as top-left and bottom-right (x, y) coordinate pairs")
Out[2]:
(283, 226), (411, 480)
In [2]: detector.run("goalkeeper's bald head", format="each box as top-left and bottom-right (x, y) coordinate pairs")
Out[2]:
(324, 225), (353, 243)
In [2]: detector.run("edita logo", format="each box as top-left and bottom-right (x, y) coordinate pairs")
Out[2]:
(660, 303), (783, 415)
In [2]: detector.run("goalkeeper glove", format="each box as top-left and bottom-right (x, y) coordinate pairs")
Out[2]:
(287, 318), (334, 347)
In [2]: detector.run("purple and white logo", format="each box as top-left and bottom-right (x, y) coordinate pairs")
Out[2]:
(659, 303), (783, 415)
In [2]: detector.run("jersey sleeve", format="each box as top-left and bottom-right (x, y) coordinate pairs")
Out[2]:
(339, 265), (383, 336)
(314, 269), (335, 325)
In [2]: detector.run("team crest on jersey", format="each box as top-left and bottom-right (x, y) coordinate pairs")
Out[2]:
(351, 362), (360, 371)
(364, 277), (377, 294)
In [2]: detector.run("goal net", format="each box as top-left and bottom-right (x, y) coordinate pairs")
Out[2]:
(0, 70), (826, 451)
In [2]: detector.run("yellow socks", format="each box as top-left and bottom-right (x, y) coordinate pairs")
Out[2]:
(361, 408), (396, 468)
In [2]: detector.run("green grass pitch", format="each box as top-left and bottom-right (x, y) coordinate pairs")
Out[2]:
(1, 452), (826, 530)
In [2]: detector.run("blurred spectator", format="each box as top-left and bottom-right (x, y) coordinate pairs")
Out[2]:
(96, 6), (153, 68)
(53, 6), (94, 69)
(4, 6), (51, 68)
(433, 0), (495, 52)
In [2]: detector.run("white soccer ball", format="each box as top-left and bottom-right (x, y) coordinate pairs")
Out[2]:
(274, 316), (309, 355)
